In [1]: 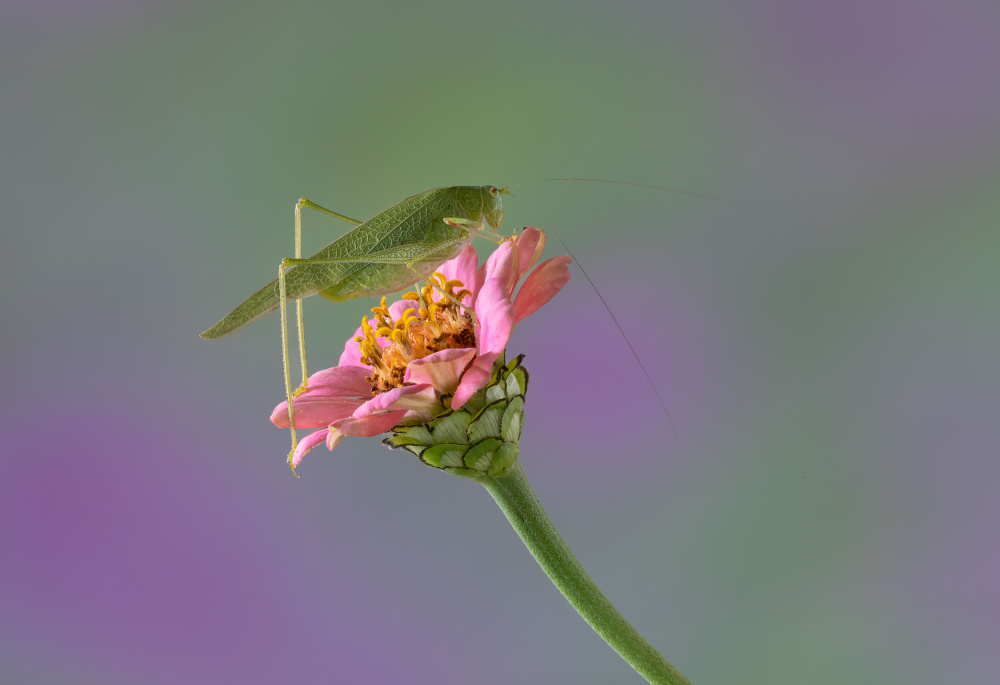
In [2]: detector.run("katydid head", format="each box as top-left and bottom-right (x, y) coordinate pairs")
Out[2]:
(455, 185), (508, 231)
(482, 185), (510, 230)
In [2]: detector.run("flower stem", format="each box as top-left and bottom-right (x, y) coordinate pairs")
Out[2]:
(478, 463), (692, 685)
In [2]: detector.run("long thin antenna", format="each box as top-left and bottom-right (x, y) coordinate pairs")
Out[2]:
(520, 177), (739, 206)
(552, 232), (677, 443)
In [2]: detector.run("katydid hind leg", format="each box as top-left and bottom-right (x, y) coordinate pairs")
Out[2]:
(278, 259), (301, 475)
(280, 233), (472, 268)
(283, 197), (364, 468)
(296, 198), (364, 227)
(292, 199), (365, 394)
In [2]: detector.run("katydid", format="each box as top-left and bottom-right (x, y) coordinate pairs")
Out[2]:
(200, 185), (509, 467)
(201, 185), (508, 339)
(202, 180), (704, 468)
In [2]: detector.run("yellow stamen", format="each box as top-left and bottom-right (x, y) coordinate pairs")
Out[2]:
(354, 274), (477, 396)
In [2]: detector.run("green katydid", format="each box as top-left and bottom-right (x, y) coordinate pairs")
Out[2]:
(201, 179), (713, 468)
(200, 185), (510, 466)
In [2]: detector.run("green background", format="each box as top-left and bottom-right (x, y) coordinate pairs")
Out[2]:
(3, 1), (1000, 683)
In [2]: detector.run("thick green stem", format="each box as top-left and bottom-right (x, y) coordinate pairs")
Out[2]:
(478, 463), (691, 685)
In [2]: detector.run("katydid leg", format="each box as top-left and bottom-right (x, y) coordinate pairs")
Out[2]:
(293, 200), (366, 393)
(444, 216), (505, 244)
(283, 200), (367, 473)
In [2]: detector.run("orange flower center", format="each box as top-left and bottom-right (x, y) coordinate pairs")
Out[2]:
(355, 273), (475, 395)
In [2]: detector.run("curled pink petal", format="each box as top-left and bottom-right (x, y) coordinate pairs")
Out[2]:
(474, 279), (515, 357)
(271, 394), (366, 429)
(513, 255), (572, 324)
(271, 397), (362, 428)
(299, 365), (372, 397)
(333, 409), (407, 437)
(515, 228), (546, 278)
(452, 352), (500, 410)
(404, 347), (476, 394)
(290, 429), (330, 468)
(353, 383), (438, 420)
(478, 239), (519, 297)
(325, 427), (345, 451)
(270, 366), (371, 427)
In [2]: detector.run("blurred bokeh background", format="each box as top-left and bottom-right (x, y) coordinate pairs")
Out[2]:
(2, 1), (999, 683)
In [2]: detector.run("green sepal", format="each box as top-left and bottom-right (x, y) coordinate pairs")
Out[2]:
(467, 399), (506, 443)
(384, 433), (426, 448)
(464, 438), (503, 470)
(426, 410), (473, 444)
(420, 443), (467, 468)
(440, 466), (482, 479)
(501, 395), (525, 443)
(487, 443), (519, 476)
(384, 424), (433, 447)
(402, 444), (427, 459)
(382, 353), (530, 478)
(485, 380), (507, 403)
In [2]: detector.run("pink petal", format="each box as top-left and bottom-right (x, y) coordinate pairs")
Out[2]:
(437, 244), (479, 303)
(404, 347), (476, 394)
(477, 239), (519, 299)
(354, 383), (438, 417)
(271, 394), (366, 429)
(289, 428), (330, 468)
(270, 366), (372, 427)
(515, 228), (546, 278)
(339, 322), (390, 367)
(452, 352), (500, 410)
(474, 279), (515, 357)
(339, 335), (365, 367)
(354, 383), (442, 427)
(299, 365), (372, 397)
(326, 427), (345, 451)
(388, 298), (420, 320)
(513, 255), (572, 324)
(332, 409), (407, 437)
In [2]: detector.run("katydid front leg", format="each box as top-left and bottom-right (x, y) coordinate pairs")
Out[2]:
(443, 216), (505, 244)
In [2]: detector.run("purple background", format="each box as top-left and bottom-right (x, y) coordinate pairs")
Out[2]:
(3, 1), (1000, 683)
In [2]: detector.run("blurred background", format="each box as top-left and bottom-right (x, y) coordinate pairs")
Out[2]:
(2, 1), (999, 683)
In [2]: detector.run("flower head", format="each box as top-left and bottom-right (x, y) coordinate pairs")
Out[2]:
(271, 228), (571, 472)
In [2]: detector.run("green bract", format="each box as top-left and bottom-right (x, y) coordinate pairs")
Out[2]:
(383, 354), (528, 478)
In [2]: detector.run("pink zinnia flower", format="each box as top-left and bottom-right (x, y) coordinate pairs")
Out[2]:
(271, 227), (571, 470)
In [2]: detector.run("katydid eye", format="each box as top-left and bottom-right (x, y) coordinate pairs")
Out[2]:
(488, 187), (499, 198)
